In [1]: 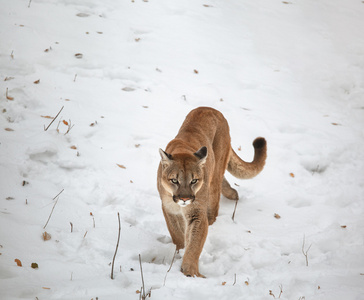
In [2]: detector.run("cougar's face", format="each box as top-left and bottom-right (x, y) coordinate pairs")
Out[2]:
(159, 148), (207, 207)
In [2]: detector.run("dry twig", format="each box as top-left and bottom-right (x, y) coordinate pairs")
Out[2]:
(111, 212), (121, 280)
(139, 254), (151, 299)
(44, 106), (64, 131)
(43, 189), (64, 229)
(302, 235), (312, 266)
(232, 199), (238, 221)
(163, 248), (177, 286)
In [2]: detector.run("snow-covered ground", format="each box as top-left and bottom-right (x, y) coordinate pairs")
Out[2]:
(1, 0), (364, 299)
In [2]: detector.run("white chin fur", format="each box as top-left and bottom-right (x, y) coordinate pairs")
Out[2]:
(177, 200), (192, 207)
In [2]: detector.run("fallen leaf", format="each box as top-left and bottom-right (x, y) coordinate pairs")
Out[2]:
(245, 281), (249, 286)
(6, 197), (15, 200)
(5, 128), (14, 131)
(135, 144), (141, 148)
(42, 231), (51, 241)
(194, 69), (199, 74)
(222, 281), (227, 286)
(341, 225), (347, 229)
(289, 173), (295, 178)
(76, 13), (89, 17)
(122, 87), (135, 92)
(42, 287), (51, 290)
(135, 38), (141, 42)
(136, 290), (141, 294)
(117, 164), (126, 169)
(90, 212), (93, 216)
(274, 213), (281, 219)
(14, 259), (22, 267)
(22, 180), (29, 186)
(75, 53), (83, 59)
(332, 122), (341, 126)
(70, 145), (77, 150)
(238, 146), (241, 151)
(41, 115), (53, 119)
(34, 79), (40, 84)
(6, 90), (14, 100)
(31, 262), (39, 269)
(63, 120), (69, 125)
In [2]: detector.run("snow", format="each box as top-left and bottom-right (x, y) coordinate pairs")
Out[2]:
(1, 0), (364, 299)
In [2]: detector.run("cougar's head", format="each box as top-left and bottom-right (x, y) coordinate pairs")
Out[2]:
(159, 147), (207, 207)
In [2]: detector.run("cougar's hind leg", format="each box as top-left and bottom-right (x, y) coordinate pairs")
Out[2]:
(221, 176), (239, 200)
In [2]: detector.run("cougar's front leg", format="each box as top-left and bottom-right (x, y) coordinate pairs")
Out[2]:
(162, 206), (186, 250)
(181, 208), (208, 278)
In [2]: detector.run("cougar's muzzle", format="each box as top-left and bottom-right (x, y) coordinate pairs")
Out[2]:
(173, 195), (195, 207)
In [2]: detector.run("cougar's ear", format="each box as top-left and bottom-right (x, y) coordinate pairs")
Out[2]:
(194, 146), (208, 165)
(159, 148), (172, 167)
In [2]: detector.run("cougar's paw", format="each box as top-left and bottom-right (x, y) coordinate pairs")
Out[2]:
(181, 263), (206, 278)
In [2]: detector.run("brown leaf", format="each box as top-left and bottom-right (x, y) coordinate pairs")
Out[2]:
(31, 262), (39, 269)
(238, 146), (241, 151)
(70, 145), (77, 150)
(289, 173), (295, 178)
(42, 287), (51, 290)
(245, 281), (249, 286)
(117, 164), (126, 169)
(274, 213), (281, 219)
(194, 69), (199, 74)
(41, 115), (53, 119)
(42, 231), (51, 241)
(63, 120), (69, 126)
(341, 225), (347, 229)
(136, 290), (141, 294)
(332, 122), (341, 126)
(5, 128), (14, 131)
(34, 79), (40, 84)
(75, 53), (83, 59)
(222, 281), (227, 286)
(14, 259), (22, 267)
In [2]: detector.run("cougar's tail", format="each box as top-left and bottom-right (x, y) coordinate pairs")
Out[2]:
(227, 137), (267, 179)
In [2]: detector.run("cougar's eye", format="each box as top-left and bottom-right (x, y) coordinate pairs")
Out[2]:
(191, 179), (198, 184)
(170, 179), (179, 184)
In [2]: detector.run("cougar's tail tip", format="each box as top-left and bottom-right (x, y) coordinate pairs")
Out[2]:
(253, 137), (266, 149)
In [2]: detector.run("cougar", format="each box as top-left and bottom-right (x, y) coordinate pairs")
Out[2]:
(157, 107), (267, 277)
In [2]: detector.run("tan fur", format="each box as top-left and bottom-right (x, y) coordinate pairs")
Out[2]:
(157, 107), (267, 277)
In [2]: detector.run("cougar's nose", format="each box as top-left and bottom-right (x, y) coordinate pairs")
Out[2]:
(180, 197), (191, 202)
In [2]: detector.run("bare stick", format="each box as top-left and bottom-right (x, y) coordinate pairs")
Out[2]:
(111, 212), (121, 280)
(278, 284), (283, 298)
(74, 74), (77, 82)
(28, 0), (32, 8)
(139, 254), (146, 298)
(232, 199), (238, 221)
(44, 106), (64, 131)
(64, 119), (75, 135)
(70, 222), (73, 233)
(43, 189), (64, 229)
(163, 247), (177, 286)
(233, 273), (237, 286)
(302, 235), (312, 267)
